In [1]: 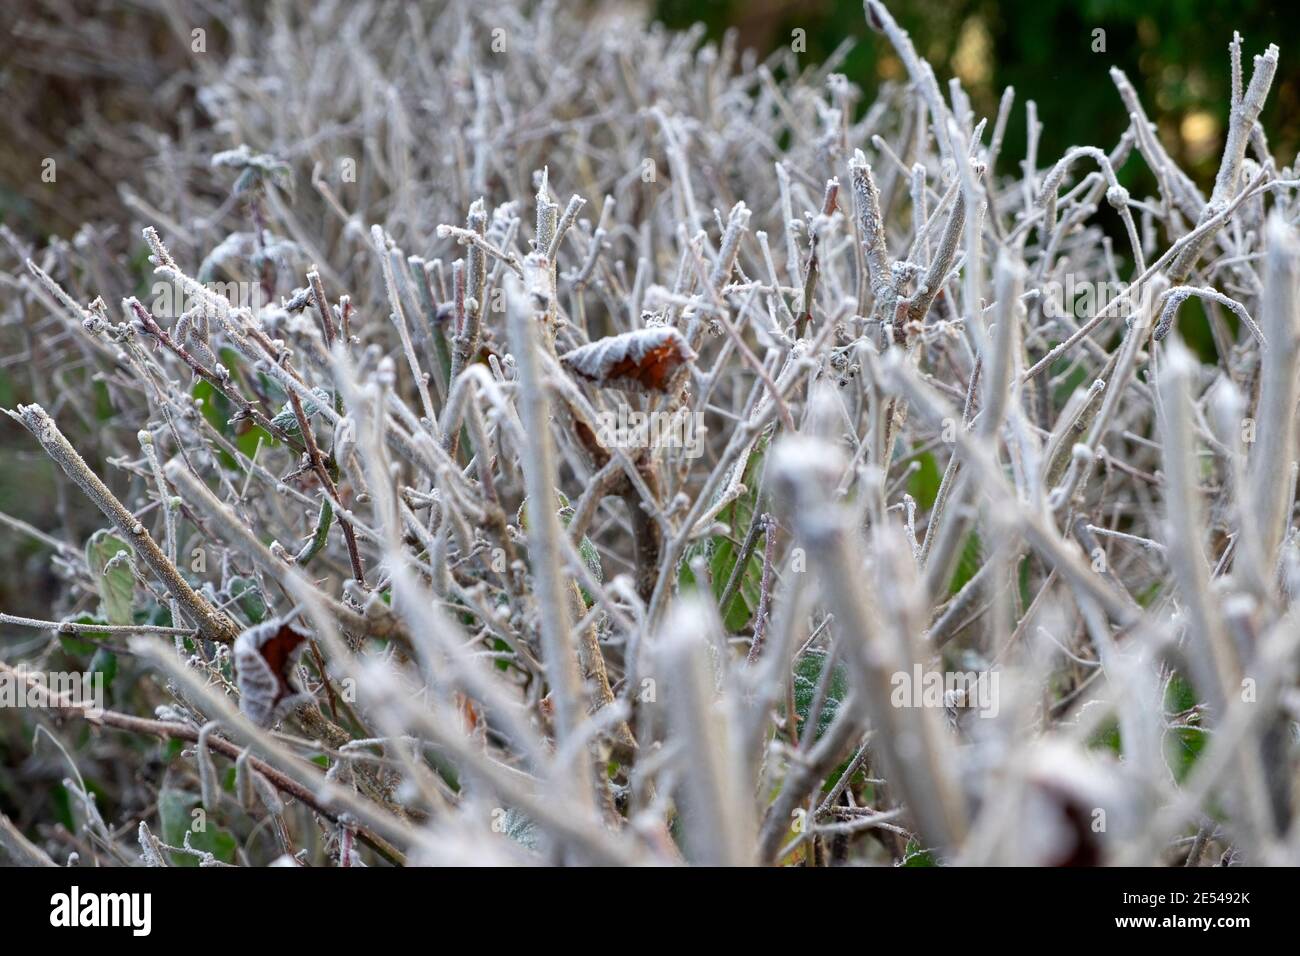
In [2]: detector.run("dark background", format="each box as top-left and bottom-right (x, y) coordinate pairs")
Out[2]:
(658, 0), (1299, 195)
(3, 1), (1296, 237)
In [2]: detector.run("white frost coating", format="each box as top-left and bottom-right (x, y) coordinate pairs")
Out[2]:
(559, 326), (696, 393)
(233, 617), (313, 728)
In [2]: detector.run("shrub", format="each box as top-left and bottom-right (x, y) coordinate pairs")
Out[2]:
(0, 0), (1297, 867)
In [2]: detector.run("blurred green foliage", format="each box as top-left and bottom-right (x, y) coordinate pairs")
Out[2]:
(656, 0), (1300, 193)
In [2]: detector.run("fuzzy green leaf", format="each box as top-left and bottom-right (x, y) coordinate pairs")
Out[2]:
(790, 650), (848, 742)
(85, 529), (134, 626)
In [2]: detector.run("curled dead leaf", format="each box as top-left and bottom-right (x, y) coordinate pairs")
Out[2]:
(234, 616), (313, 727)
(560, 326), (695, 393)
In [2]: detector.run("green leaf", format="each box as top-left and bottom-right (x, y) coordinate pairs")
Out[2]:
(680, 434), (770, 632)
(1164, 675), (1205, 781)
(92, 379), (114, 422)
(257, 371), (288, 406)
(58, 614), (107, 656)
(50, 784), (75, 832)
(162, 738), (185, 762)
(948, 531), (983, 597)
(907, 449), (943, 510)
(158, 789), (192, 847)
(574, 531), (603, 606)
(790, 650), (848, 742)
(236, 424), (273, 458)
(191, 349), (278, 469)
(191, 379), (237, 470)
(491, 637), (512, 672)
(228, 575), (267, 624)
(1135, 580), (1163, 608)
(575, 530), (602, 579)
(901, 839), (937, 866)
(85, 529), (135, 626)
(821, 755), (860, 798)
(89, 648), (117, 692)
(158, 788), (237, 866)
(294, 498), (334, 567)
(1051, 355), (1092, 406)
(1089, 718), (1122, 756)
(269, 387), (331, 438)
